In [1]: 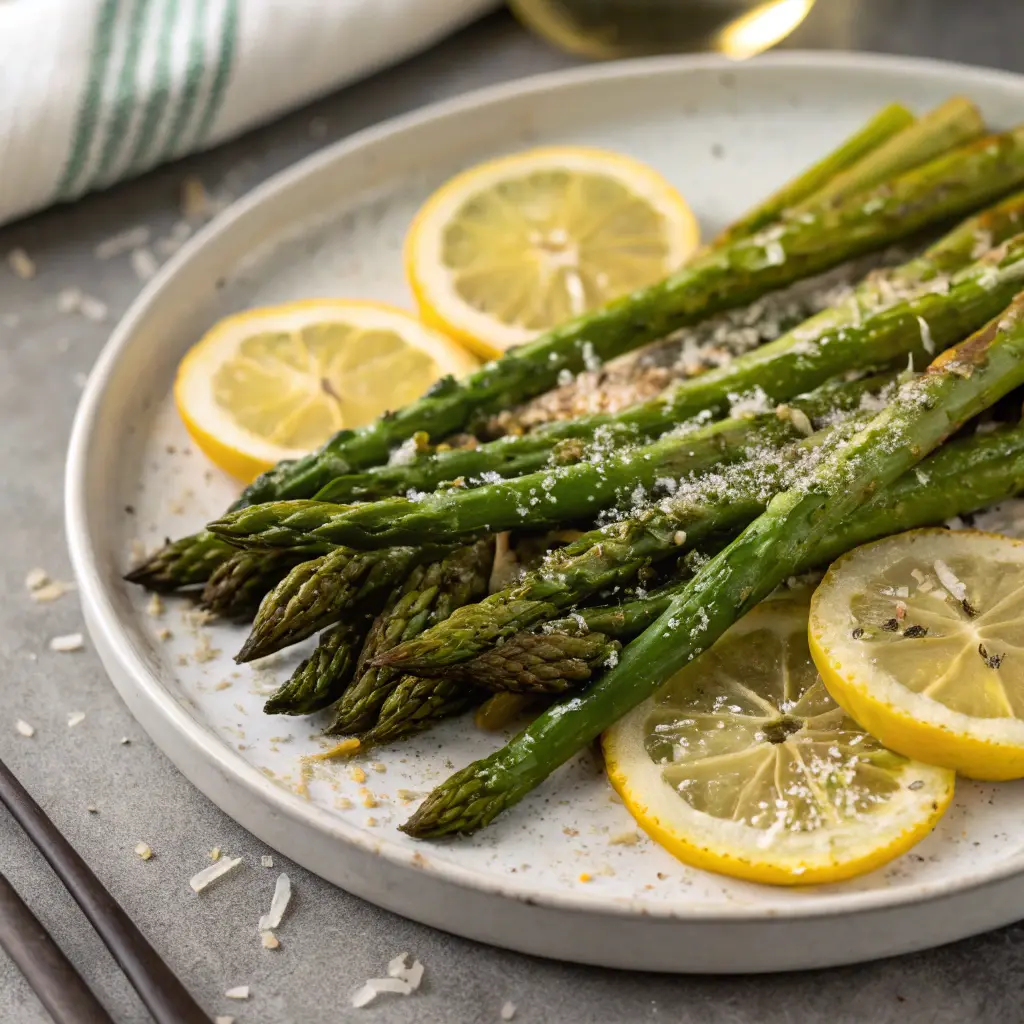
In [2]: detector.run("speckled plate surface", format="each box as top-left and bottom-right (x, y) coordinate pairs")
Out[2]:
(67, 52), (1024, 973)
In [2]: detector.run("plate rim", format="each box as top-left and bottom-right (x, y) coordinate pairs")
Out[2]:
(66, 48), (1024, 933)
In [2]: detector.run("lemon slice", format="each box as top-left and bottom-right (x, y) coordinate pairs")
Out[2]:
(174, 299), (478, 482)
(810, 528), (1024, 781)
(603, 596), (954, 885)
(405, 146), (700, 358)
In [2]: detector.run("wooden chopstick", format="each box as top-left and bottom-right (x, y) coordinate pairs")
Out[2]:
(0, 757), (210, 1024)
(0, 868), (114, 1024)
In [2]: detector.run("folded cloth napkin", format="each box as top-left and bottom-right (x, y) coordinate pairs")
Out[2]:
(0, 0), (498, 228)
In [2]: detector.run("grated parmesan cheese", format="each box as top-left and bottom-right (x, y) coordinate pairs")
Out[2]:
(190, 856), (242, 892)
(7, 248), (36, 280)
(94, 226), (151, 260)
(135, 843), (153, 860)
(257, 873), (291, 932)
(49, 633), (84, 653)
(934, 559), (968, 603)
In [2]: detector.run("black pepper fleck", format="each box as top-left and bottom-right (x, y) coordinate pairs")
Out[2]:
(903, 624), (928, 638)
(882, 618), (899, 632)
(851, 626), (864, 639)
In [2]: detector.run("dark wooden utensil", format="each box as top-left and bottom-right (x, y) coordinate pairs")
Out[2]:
(0, 867), (115, 1024)
(0, 757), (209, 1024)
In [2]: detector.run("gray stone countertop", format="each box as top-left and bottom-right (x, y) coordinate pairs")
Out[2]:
(3, 5), (1024, 1022)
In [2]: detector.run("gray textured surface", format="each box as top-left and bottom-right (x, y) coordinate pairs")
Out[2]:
(3, 5), (1024, 1022)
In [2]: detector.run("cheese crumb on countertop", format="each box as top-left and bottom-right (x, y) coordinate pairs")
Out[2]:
(49, 633), (84, 653)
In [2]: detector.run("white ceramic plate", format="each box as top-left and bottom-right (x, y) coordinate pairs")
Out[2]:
(67, 52), (1024, 973)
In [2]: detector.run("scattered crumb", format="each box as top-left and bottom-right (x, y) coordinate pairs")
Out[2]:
(562, 827), (579, 837)
(365, 816), (379, 827)
(305, 737), (360, 761)
(181, 176), (211, 220)
(371, 762), (387, 773)
(352, 954), (424, 1007)
(57, 287), (83, 313)
(210, 847), (221, 861)
(94, 226), (151, 260)
(578, 872), (592, 883)
(258, 873), (291, 933)
(501, 1001), (517, 1021)
(261, 931), (280, 950)
(349, 765), (367, 783)
(396, 789), (420, 802)
(224, 986), (249, 1000)
(359, 788), (378, 809)
(135, 843), (153, 861)
(214, 679), (232, 690)
(215, 1017), (235, 1024)
(609, 831), (640, 846)
(49, 633), (84, 653)
(261, 855), (274, 868)
(156, 220), (193, 256)
(130, 247), (159, 281)
(334, 796), (353, 810)
(15, 720), (35, 738)
(67, 711), (86, 728)
(30, 580), (75, 603)
(146, 593), (165, 617)
(87, 805), (98, 814)
(79, 294), (108, 322)
(190, 856), (242, 892)
(120, 736), (131, 745)
(24, 568), (49, 591)
(192, 634), (221, 663)
(7, 247), (36, 280)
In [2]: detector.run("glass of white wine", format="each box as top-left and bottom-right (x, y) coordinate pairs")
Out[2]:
(510, 0), (819, 60)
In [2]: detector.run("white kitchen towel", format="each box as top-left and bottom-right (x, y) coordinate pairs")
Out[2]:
(0, 0), (498, 228)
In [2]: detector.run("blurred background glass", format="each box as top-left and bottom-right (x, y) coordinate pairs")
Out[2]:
(510, 0), (819, 60)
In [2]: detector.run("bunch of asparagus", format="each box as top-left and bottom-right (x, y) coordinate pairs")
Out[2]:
(128, 98), (1024, 838)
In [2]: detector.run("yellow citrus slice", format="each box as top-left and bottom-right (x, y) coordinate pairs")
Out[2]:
(603, 596), (954, 886)
(405, 146), (700, 358)
(174, 299), (478, 482)
(810, 528), (1024, 781)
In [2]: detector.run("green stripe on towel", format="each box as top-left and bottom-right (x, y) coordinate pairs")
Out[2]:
(56, 0), (121, 199)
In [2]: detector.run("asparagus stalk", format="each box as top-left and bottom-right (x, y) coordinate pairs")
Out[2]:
(358, 676), (480, 747)
(128, 128), (1024, 592)
(793, 97), (985, 213)
(263, 619), (369, 715)
(454, 632), (621, 694)
(325, 541), (493, 736)
(402, 295), (1024, 837)
(201, 549), (309, 620)
(210, 374), (894, 553)
(313, 194), (1024, 508)
(238, 545), (437, 663)
(459, 418), (1024, 691)
(711, 102), (916, 247)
